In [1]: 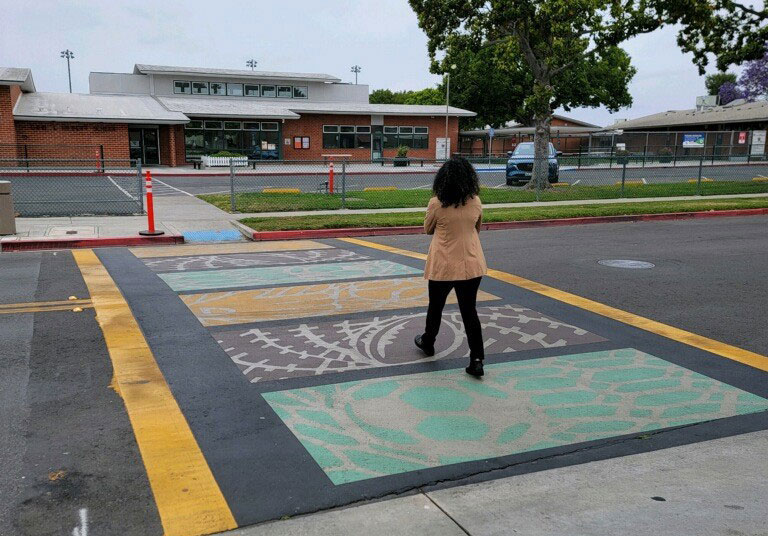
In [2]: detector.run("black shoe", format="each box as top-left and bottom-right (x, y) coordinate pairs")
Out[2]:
(465, 358), (484, 377)
(414, 335), (435, 357)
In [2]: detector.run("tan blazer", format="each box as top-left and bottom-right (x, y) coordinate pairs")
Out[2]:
(423, 195), (487, 281)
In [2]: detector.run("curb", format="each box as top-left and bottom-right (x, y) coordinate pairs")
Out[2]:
(1, 233), (184, 252)
(249, 208), (768, 241)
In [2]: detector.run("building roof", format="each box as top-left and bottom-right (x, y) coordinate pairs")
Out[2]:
(0, 67), (36, 92)
(461, 125), (601, 137)
(607, 99), (768, 130)
(156, 96), (300, 119)
(13, 92), (188, 123)
(156, 96), (475, 118)
(133, 64), (342, 83)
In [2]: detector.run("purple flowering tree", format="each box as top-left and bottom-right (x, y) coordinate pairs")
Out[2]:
(739, 51), (768, 101)
(718, 82), (745, 104)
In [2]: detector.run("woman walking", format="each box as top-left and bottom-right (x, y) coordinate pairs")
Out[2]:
(414, 157), (487, 377)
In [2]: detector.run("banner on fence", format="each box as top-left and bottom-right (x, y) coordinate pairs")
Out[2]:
(682, 133), (705, 149)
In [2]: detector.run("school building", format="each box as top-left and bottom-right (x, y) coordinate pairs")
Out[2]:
(0, 64), (475, 166)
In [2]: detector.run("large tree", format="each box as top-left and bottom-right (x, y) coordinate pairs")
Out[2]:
(409, 0), (768, 189)
(705, 72), (737, 96)
(369, 87), (445, 105)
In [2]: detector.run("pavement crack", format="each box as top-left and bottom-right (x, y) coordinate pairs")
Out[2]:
(424, 493), (472, 535)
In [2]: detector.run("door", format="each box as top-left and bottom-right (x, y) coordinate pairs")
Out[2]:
(128, 128), (160, 165)
(372, 126), (383, 160)
(142, 129), (160, 165)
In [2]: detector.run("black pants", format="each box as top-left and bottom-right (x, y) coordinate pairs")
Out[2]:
(422, 277), (484, 359)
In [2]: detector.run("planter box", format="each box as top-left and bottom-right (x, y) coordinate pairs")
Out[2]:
(393, 158), (410, 167)
(201, 155), (248, 168)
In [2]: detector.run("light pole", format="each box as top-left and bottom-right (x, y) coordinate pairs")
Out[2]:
(60, 49), (74, 93)
(350, 65), (361, 85)
(444, 64), (456, 160)
(246, 59), (258, 71)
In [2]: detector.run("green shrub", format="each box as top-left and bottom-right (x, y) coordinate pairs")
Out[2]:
(210, 151), (245, 158)
(395, 146), (409, 158)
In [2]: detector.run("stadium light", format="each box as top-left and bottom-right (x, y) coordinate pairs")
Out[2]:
(351, 65), (362, 85)
(246, 59), (258, 71)
(60, 49), (74, 93)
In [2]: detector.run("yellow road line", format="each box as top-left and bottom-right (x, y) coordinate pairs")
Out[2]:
(340, 237), (768, 372)
(0, 304), (94, 314)
(72, 249), (237, 536)
(0, 298), (92, 309)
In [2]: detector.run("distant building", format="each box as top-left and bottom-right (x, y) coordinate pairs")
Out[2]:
(459, 115), (602, 156)
(0, 64), (476, 166)
(603, 99), (768, 157)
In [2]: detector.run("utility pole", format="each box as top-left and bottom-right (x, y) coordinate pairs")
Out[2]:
(246, 59), (258, 71)
(350, 65), (361, 84)
(444, 64), (456, 160)
(60, 49), (74, 93)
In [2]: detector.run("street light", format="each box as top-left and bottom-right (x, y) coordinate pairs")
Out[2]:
(60, 49), (74, 93)
(246, 59), (258, 71)
(444, 63), (457, 160)
(351, 65), (362, 85)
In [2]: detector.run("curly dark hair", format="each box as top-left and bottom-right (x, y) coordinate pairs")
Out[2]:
(432, 156), (480, 208)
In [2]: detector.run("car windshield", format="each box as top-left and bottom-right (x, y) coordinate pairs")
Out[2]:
(512, 143), (555, 156)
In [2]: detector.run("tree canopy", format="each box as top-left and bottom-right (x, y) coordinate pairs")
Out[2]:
(705, 72), (737, 96)
(369, 88), (444, 105)
(408, 0), (768, 188)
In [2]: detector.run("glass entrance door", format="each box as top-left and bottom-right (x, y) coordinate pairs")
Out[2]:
(128, 128), (160, 165)
(372, 126), (383, 160)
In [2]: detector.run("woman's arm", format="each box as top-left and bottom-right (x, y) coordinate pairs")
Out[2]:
(424, 197), (438, 235)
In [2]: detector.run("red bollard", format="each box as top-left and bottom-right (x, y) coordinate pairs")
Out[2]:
(328, 160), (335, 194)
(139, 170), (164, 236)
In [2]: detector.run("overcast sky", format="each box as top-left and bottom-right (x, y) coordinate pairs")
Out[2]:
(0, 0), (754, 127)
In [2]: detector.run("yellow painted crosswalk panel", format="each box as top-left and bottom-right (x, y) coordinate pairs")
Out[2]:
(181, 277), (500, 327)
(130, 240), (332, 258)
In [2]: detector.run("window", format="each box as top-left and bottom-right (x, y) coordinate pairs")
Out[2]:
(224, 121), (242, 130)
(210, 82), (225, 95)
(227, 83), (244, 96)
(243, 122), (260, 130)
(356, 126), (371, 149)
(261, 85), (276, 97)
(323, 125), (339, 148)
(204, 121), (222, 129)
(323, 125), (373, 149)
(293, 86), (308, 99)
(293, 136), (310, 149)
(383, 126), (399, 149)
(339, 126), (356, 149)
(224, 130), (242, 150)
(277, 85), (292, 98)
(244, 84), (260, 97)
(261, 122), (279, 131)
(187, 120), (203, 129)
(414, 127), (429, 149)
(173, 80), (191, 94)
(184, 127), (204, 156)
(192, 82), (209, 95)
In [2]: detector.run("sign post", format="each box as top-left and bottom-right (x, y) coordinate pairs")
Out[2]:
(488, 127), (495, 165)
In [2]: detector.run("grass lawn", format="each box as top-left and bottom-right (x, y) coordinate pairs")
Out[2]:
(239, 197), (768, 232)
(199, 181), (768, 213)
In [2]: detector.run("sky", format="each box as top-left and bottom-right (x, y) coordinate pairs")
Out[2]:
(0, 0), (755, 127)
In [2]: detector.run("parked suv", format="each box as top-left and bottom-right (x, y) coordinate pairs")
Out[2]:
(506, 142), (560, 185)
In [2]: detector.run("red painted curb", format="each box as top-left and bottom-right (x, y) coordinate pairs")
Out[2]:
(249, 208), (768, 241)
(1, 234), (184, 252)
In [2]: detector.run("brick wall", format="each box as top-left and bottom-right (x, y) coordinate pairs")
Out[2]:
(159, 124), (186, 166)
(0, 86), (19, 158)
(282, 114), (460, 160)
(14, 121), (130, 162)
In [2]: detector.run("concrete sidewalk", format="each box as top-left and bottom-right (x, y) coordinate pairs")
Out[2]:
(7, 192), (768, 240)
(225, 430), (768, 536)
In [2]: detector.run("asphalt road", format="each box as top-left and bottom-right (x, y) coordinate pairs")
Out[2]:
(156, 162), (768, 194)
(366, 215), (768, 356)
(1, 215), (766, 535)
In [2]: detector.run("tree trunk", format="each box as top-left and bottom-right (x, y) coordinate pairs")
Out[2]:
(528, 112), (552, 190)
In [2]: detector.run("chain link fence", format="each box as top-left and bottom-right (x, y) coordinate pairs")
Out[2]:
(221, 154), (768, 212)
(0, 159), (143, 217)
